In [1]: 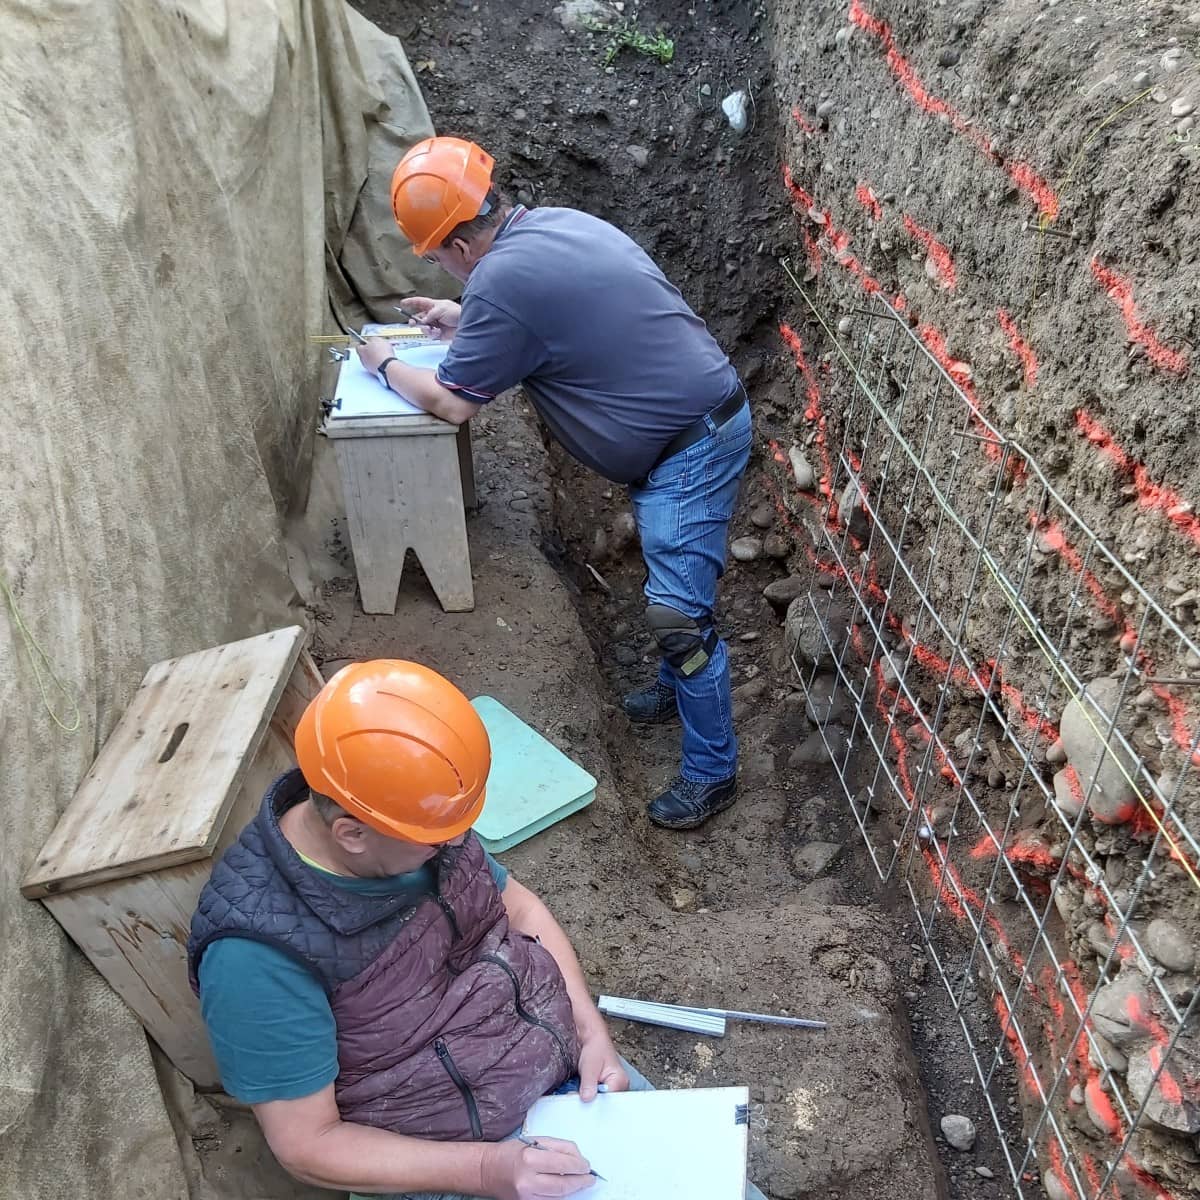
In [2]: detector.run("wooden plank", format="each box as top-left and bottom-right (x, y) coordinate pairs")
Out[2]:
(335, 433), (474, 615)
(323, 413), (459, 440)
(269, 649), (324, 746)
(44, 868), (221, 1087)
(457, 423), (478, 511)
(23, 626), (306, 897)
(38, 729), (298, 1086)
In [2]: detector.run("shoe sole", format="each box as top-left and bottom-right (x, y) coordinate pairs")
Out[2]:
(624, 709), (680, 726)
(648, 791), (737, 831)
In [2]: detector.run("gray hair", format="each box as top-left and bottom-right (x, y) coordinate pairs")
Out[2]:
(309, 790), (347, 825)
(441, 188), (505, 247)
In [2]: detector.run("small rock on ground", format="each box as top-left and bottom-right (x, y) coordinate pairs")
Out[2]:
(764, 575), (806, 607)
(788, 730), (832, 766)
(554, 0), (614, 31)
(939, 1113), (976, 1151)
(625, 144), (650, 168)
(763, 533), (790, 559)
(750, 502), (775, 529)
(731, 536), (763, 562)
(732, 676), (768, 720)
(788, 445), (816, 491)
(791, 841), (842, 879)
(610, 511), (638, 553)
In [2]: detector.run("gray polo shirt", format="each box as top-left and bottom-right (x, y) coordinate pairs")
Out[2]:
(435, 206), (739, 485)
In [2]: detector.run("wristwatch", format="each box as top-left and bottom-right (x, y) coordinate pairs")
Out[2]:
(377, 356), (398, 389)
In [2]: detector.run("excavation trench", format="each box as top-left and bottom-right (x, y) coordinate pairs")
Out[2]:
(315, 2), (1003, 1198)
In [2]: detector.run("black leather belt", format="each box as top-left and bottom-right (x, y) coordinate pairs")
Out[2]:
(644, 384), (748, 479)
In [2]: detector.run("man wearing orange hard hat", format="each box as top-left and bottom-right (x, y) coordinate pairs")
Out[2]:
(187, 660), (633, 1200)
(356, 136), (751, 832)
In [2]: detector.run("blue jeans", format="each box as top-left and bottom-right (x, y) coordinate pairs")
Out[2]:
(371, 1056), (767, 1200)
(629, 401), (752, 783)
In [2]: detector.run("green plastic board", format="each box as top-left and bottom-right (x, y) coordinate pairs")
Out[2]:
(471, 695), (597, 853)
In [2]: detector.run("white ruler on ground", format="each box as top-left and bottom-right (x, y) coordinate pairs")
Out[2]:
(597, 995), (727, 1037)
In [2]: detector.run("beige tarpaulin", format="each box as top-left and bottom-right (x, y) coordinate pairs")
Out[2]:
(0, 2), (444, 1196)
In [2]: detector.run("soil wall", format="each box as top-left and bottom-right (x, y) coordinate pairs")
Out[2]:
(770, 2), (1200, 1197)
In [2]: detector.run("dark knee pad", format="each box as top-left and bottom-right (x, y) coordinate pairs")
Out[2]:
(646, 604), (718, 677)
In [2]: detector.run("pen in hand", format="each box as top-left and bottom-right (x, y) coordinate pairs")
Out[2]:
(516, 1133), (607, 1181)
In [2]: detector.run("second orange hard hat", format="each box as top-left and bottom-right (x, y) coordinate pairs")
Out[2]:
(294, 659), (491, 844)
(391, 136), (495, 256)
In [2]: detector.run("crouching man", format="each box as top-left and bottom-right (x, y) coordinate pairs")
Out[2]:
(187, 660), (628, 1200)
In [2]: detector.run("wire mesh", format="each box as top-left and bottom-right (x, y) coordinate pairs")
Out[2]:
(775, 267), (1200, 1200)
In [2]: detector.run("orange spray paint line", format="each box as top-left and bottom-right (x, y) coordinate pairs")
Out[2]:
(848, 0), (1059, 219)
(902, 213), (957, 289)
(1076, 409), (1200, 549)
(997, 308), (1039, 388)
(1091, 260), (1189, 376)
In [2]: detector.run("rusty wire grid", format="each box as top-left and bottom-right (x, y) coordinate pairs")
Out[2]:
(776, 262), (1200, 1200)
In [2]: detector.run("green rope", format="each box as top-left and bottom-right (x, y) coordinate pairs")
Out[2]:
(0, 569), (81, 733)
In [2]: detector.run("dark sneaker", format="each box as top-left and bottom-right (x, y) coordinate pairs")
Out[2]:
(622, 680), (678, 724)
(648, 776), (738, 830)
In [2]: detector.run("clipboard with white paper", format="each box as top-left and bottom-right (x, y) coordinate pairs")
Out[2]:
(522, 1086), (750, 1200)
(329, 334), (449, 421)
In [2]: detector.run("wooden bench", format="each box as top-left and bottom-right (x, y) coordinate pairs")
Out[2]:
(325, 411), (477, 615)
(22, 626), (323, 1087)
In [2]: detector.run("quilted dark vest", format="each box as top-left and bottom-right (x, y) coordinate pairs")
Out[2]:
(188, 770), (578, 1140)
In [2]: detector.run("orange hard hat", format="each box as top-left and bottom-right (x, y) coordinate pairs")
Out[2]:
(294, 660), (491, 844)
(390, 136), (495, 256)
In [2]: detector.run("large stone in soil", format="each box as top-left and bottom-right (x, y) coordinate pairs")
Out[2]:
(939, 1113), (976, 1151)
(1091, 972), (1153, 1047)
(1044, 1175), (1074, 1200)
(764, 574), (806, 609)
(1052, 768), (1085, 818)
(791, 841), (842, 879)
(788, 730), (832, 766)
(1146, 918), (1196, 973)
(788, 445), (816, 491)
(609, 510), (638, 554)
(1058, 679), (1140, 825)
(1127, 1042), (1200, 1133)
(785, 596), (852, 669)
(803, 673), (854, 726)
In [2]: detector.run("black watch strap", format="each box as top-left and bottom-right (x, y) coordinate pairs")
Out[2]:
(377, 356), (399, 388)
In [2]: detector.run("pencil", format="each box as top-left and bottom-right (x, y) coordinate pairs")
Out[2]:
(516, 1133), (607, 1181)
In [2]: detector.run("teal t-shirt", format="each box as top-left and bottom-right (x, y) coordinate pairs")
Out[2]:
(197, 852), (509, 1104)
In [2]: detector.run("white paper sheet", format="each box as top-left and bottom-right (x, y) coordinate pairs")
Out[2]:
(522, 1087), (749, 1200)
(329, 337), (449, 421)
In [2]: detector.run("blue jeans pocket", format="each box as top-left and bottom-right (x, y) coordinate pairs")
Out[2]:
(702, 436), (751, 519)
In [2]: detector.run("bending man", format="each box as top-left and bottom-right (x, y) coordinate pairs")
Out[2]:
(356, 136), (751, 831)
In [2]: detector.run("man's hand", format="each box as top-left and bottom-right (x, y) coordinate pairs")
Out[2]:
(481, 1136), (595, 1200)
(355, 336), (393, 374)
(399, 296), (462, 342)
(576, 1027), (630, 1102)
